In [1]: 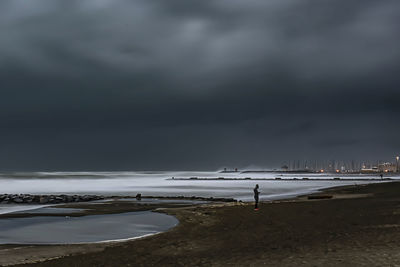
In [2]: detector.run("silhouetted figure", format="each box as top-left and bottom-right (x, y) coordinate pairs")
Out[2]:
(380, 174), (383, 179)
(254, 184), (260, 210)
(136, 193), (142, 200)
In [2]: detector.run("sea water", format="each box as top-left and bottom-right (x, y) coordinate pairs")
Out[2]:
(0, 211), (178, 244)
(0, 171), (394, 203)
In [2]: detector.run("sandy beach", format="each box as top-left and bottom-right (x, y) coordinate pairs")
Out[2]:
(3, 181), (400, 266)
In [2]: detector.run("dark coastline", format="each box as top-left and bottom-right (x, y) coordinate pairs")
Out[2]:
(3, 181), (399, 266)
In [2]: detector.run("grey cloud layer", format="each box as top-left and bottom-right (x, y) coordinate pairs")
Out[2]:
(2, 0), (399, 82)
(0, 0), (399, 170)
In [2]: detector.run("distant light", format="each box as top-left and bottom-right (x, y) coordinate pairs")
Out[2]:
(320, 169), (324, 173)
(384, 170), (389, 173)
(396, 156), (399, 161)
(336, 169), (340, 173)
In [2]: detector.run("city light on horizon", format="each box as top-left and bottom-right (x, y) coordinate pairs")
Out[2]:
(280, 155), (400, 174)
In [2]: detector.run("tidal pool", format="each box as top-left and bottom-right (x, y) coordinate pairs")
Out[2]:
(12, 207), (87, 214)
(0, 211), (178, 244)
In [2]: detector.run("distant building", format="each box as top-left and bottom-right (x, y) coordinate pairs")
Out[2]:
(378, 162), (397, 173)
(360, 167), (378, 173)
(361, 163), (396, 173)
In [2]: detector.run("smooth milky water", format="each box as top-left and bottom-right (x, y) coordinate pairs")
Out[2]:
(0, 204), (51, 215)
(0, 171), (396, 203)
(0, 211), (178, 244)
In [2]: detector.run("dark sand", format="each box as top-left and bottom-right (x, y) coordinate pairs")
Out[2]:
(5, 182), (400, 266)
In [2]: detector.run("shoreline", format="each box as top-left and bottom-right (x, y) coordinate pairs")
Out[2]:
(3, 181), (400, 266)
(169, 177), (393, 181)
(0, 183), (371, 266)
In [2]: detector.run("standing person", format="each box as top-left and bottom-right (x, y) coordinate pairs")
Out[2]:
(254, 184), (260, 211)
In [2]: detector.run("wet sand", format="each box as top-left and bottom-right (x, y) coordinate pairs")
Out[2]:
(5, 181), (400, 266)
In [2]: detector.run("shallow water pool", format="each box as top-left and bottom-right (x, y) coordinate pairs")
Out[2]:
(0, 211), (178, 244)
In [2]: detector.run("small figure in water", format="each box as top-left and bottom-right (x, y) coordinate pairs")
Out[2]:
(380, 174), (383, 179)
(254, 184), (260, 210)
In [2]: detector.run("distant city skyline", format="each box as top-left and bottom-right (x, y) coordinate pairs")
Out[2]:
(280, 156), (400, 173)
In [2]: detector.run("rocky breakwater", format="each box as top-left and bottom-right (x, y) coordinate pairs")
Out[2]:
(0, 194), (105, 204)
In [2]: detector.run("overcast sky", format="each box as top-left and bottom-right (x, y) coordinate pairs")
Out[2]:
(0, 0), (399, 171)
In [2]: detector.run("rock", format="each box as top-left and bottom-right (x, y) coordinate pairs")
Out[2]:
(39, 196), (48, 204)
(23, 195), (33, 201)
(0, 193), (110, 205)
(13, 198), (24, 203)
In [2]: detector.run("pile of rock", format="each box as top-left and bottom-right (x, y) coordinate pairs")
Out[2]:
(0, 194), (105, 204)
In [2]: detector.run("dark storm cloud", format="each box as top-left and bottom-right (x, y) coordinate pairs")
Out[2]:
(0, 0), (399, 170)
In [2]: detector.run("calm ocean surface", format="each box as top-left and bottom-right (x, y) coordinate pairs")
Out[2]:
(0, 171), (394, 202)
